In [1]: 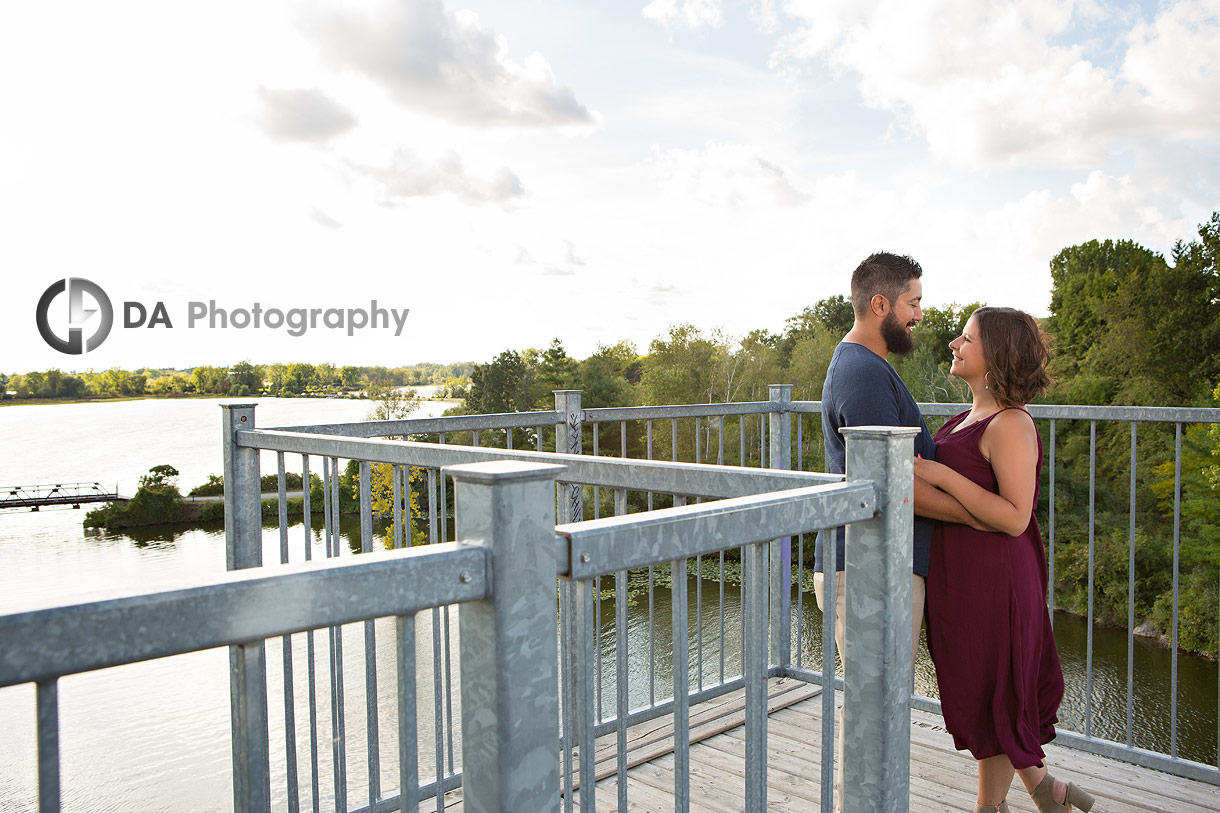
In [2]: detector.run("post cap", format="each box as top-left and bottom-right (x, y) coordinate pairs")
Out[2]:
(840, 425), (921, 438)
(444, 460), (568, 485)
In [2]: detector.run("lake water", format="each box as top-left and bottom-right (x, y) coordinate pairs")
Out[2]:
(0, 396), (1216, 811)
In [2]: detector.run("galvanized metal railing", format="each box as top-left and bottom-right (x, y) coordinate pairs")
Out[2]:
(256, 390), (1220, 793)
(259, 389), (1220, 791)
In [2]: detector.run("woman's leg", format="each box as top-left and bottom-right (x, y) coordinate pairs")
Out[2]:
(977, 754), (1016, 806)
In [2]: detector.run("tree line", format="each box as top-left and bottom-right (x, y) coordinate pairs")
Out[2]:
(1, 360), (474, 400)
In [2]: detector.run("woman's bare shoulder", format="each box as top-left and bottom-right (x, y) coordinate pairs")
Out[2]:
(980, 408), (1037, 456)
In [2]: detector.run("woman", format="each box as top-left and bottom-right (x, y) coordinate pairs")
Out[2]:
(913, 307), (1097, 813)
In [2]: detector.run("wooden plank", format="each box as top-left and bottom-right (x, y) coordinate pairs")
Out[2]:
(446, 681), (1220, 812)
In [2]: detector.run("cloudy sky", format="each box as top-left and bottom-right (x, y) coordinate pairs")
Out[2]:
(2, 0), (1217, 374)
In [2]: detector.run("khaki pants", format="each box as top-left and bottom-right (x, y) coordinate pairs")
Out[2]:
(812, 571), (926, 811)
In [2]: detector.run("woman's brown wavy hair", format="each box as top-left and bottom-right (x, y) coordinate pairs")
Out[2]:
(974, 306), (1052, 408)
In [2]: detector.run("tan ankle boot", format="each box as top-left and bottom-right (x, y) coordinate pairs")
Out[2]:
(1031, 773), (1097, 812)
(973, 802), (1010, 813)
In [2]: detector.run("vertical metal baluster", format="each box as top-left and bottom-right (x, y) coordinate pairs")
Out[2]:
(432, 615), (445, 811)
(438, 437), (447, 543)
(428, 468), (445, 813)
(796, 534), (804, 669)
(616, 564), (629, 812)
(579, 579), (598, 813)
(797, 414), (803, 470)
(472, 429), (479, 447)
(1048, 420), (1056, 624)
(740, 415), (745, 466)
(358, 462), (381, 809)
(820, 527), (837, 813)
(506, 426), (513, 450)
(537, 425), (543, 452)
(718, 414), (725, 466)
(719, 548), (726, 681)
(1172, 422), (1182, 758)
(621, 420), (627, 460)
(744, 540), (768, 812)
(560, 582), (574, 813)
(593, 423), (600, 520)
(442, 599), (456, 774)
(278, 454), (290, 564)
(278, 454), (300, 813)
(397, 614), (419, 813)
(1127, 422), (1137, 748)
(646, 419), (656, 706)
(37, 679), (60, 813)
(695, 416), (703, 688)
(696, 550), (704, 691)
(393, 465), (403, 551)
(672, 418), (678, 463)
(427, 469), (438, 551)
(322, 457), (332, 559)
(647, 420), (654, 512)
(760, 414), (766, 467)
(1086, 422), (1096, 736)
(302, 456), (312, 563)
(327, 458), (347, 811)
(303, 456), (320, 813)
(672, 557), (690, 813)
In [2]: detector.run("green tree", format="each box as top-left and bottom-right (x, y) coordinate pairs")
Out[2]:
(191, 366), (230, 395)
(466, 350), (534, 414)
(1044, 239), (1166, 400)
(266, 363), (288, 393)
(579, 341), (640, 409)
(229, 360), (263, 397)
(640, 324), (734, 406)
(340, 366), (362, 389)
(532, 339), (578, 407)
(285, 363), (317, 394)
(315, 362), (338, 389)
(365, 383), (421, 422)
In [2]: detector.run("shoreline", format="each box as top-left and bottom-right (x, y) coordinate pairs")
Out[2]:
(0, 392), (457, 408)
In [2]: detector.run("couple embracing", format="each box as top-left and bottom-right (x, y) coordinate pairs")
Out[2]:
(814, 253), (1098, 812)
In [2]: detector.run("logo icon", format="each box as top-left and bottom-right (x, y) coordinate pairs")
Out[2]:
(36, 278), (114, 354)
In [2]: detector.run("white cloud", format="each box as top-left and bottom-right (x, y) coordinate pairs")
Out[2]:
(1122, 0), (1220, 135)
(302, 0), (596, 127)
(354, 147), (524, 203)
(766, 0), (1220, 168)
(652, 141), (807, 207)
(643, 0), (725, 31)
(256, 87), (357, 142)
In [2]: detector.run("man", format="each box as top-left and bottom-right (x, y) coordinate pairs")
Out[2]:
(812, 251), (976, 807)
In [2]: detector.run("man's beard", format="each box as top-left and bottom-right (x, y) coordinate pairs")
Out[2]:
(881, 311), (915, 356)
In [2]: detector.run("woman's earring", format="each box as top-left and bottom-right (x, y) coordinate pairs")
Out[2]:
(984, 370), (993, 391)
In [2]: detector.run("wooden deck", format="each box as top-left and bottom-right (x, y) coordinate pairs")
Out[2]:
(440, 678), (1220, 812)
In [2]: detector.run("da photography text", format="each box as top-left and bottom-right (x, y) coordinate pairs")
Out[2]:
(127, 300), (411, 338)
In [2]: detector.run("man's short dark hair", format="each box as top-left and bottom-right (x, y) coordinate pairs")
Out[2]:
(850, 252), (923, 318)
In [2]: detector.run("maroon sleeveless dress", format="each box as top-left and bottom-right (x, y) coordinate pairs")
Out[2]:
(924, 408), (1064, 769)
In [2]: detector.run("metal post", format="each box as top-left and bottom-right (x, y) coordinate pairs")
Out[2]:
(221, 404), (270, 813)
(554, 390), (583, 524)
(840, 426), (916, 813)
(449, 460), (566, 813)
(768, 384), (792, 670)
